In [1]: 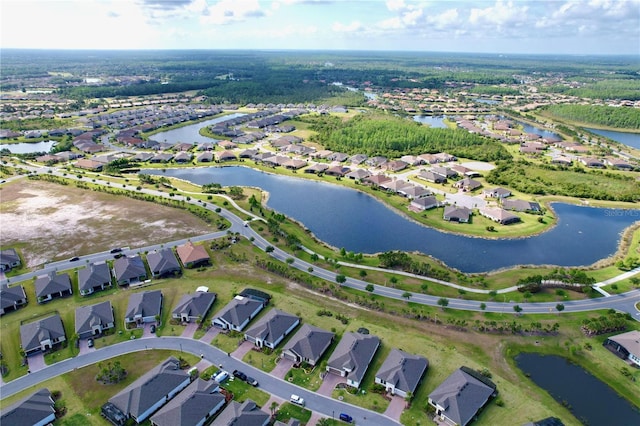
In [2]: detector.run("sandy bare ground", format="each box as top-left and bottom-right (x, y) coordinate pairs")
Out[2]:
(0, 180), (214, 268)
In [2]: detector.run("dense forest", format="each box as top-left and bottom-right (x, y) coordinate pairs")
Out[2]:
(542, 104), (640, 129)
(304, 114), (512, 162)
(486, 161), (640, 202)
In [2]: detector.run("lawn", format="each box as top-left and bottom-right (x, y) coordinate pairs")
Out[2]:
(275, 402), (312, 425)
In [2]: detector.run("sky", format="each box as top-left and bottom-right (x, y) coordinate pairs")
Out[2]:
(1, 0), (639, 55)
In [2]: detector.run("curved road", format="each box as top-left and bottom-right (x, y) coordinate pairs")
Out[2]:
(0, 337), (398, 426)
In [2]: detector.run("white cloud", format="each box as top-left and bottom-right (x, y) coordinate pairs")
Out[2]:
(199, 0), (265, 25)
(468, 0), (528, 27)
(386, 0), (406, 11)
(332, 20), (364, 33)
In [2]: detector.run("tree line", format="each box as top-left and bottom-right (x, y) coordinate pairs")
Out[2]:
(543, 104), (640, 129)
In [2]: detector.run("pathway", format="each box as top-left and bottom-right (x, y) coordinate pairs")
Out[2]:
(231, 340), (254, 359)
(384, 395), (407, 421)
(317, 372), (346, 397)
(27, 353), (46, 373)
(271, 357), (294, 379)
(199, 327), (220, 344)
(181, 322), (199, 339)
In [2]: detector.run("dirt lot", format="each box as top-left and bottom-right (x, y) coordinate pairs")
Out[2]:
(0, 179), (214, 267)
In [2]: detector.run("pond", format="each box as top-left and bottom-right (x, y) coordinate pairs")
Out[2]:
(585, 128), (640, 150)
(0, 140), (56, 154)
(149, 112), (246, 145)
(516, 353), (640, 425)
(513, 120), (562, 140)
(413, 115), (450, 129)
(142, 166), (639, 273)
(474, 98), (500, 105)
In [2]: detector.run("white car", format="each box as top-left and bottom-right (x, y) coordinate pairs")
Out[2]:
(290, 394), (305, 406)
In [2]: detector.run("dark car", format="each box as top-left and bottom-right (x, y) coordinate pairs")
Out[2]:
(339, 413), (353, 423)
(245, 376), (258, 387)
(87, 338), (94, 348)
(150, 324), (156, 333)
(113, 253), (124, 259)
(70, 256), (80, 262)
(110, 248), (123, 254)
(233, 370), (247, 381)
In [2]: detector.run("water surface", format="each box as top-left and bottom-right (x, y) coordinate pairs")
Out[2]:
(0, 140), (56, 154)
(150, 113), (245, 145)
(586, 128), (640, 150)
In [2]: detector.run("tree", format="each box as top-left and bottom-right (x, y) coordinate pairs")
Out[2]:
(556, 303), (565, 312)
(359, 270), (367, 278)
(437, 298), (449, 309)
(265, 245), (274, 253)
(402, 291), (412, 301)
(365, 284), (374, 292)
(269, 401), (278, 417)
(513, 305), (522, 313)
(336, 274), (346, 284)
(480, 302), (487, 310)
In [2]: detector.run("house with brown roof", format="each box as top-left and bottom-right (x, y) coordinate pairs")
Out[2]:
(325, 165), (351, 177)
(176, 242), (210, 268)
(454, 178), (482, 192)
(604, 330), (640, 367)
(383, 160), (409, 172)
(363, 174), (392, 187)
(479, 207), (521, 225)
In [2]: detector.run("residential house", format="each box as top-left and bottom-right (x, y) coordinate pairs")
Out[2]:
(502, 199), (541, 213)
(75, 301), (115, 339)
(326, 332), (381, 388)
(380, 179), (411, 193)
(325, 165), (351, 177)
(443, 206), (472, 223)
(176, 242), (210, 268)
(409, 196), (440, 212)
(579, 157), (604, 168)
(172, 291), (216, 323)
(0, 388), (56, 426)
(147, 248), (181, 278)
(282, 324), (335, 366)
(383, 160), (409, 172)
(149, 379), (225, 426)
(431, 166), (458, 179)
(211, 295), (265, 331)
(216, 150), (237, 162)
(349, 154), (368, 165)
(479, 207), (521, 225)
(196, 151), (213, 163)
(398, 184), (430, 200)
(375, 349), (428, 398)
(304, 163), (329, 174)
(366, 156), (388, 168)
(173, 152), (192, 163)
(345, 169), (371, 181)
(0, 248), (21, 271)
(0, 285), (27, 315)
(114, 255), (148, 286)
(603, 330), (640, 367)
(20, 314), (66, 355)
(363, 174), (392, 187)
(418, 170), (446, 184)
(550, 155), (572, 166)
(35, 272), (72, 303)
(454, 178), (482, 192)
(125, 290), (163, 326)
(605, 158), (634, 170)
(428, 366), (498, 426)
(213, 399), (269, 426)
(78, 262), (112, 296)
(105, 357), (190, 424)
(244, 309), (300, 349)
(482, 187), (512, 199)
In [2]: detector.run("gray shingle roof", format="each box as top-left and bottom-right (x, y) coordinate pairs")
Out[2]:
(326, 332), (380, 385)
(78, 262), (111, 293)
(1, 285), (26, 311)
(109, 357), (189, 422)
(34, 272), (72, 298)
(125, 290), (163, 320)
(75, 301), (114, 335)
(244, 309), (299, 346)
(149, 378), (224, 426)
(213, 399), (269, 426)
(0, 388), (55, 426)
(114, 255), (147, 283)
(146, 248), (181, 276)
(282, 323), (334, 365)
(20, 314), (66, 353)
(214, 296), (263, 329)
(429, 367), (496, 426)
(375, 348), (428, 395)
(171, 291), (216, 319)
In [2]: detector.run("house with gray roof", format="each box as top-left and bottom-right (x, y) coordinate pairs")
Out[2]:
(244, 309), (300, 349)
(0, 284), (27, 315)
(149, 378), (224, 426)
(35, 272), (72, 303)
(443, 206), (472, 223)
(282, 324), (334, 366)
(418, 170), (446, 184)
(346, 168), (371, 181)
(78, 261), (112, 296)
(454, 177), (482, 192)
(75, 301), (115, 339)
(479, 207), (521, 225)
(147, 248), (181, 278)
(326, 332), (381, 388)
(409, 195), (440, 212)
(375, 349), (428, 398)
(212, 295), (265, 332)
(20, 314), (66, 355)
(114, 255), (148, 286)
(125, 290), (163, 326)
(502, 199), (541, 213)
(0, 248), (21, 271)
(0, 388), (56, 426)
(213, 399), (269, 426)
(604, 330), (640, 367)
(107, 357), (190, 424)
(428, 366), (498, 426)
(172, 291), (216, 323)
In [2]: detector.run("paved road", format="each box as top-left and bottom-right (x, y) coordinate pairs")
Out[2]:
(0, 337), (398, 426)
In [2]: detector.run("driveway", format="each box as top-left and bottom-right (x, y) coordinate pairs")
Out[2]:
(181, 322), (199, 339)
(141, 322), (156, 338)
(78, 338), (96, 355)
(383, 395), (407, 421)
(317, 371), (346, 396)
(231, 340), (254, 360)
(271, 357), (294, 379)
(27, 352), (46, 373)
(199, 326), (220, 344)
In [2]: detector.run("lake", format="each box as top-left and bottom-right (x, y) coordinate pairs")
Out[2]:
(413, 115), (450, 129)
(142, 166), (639, 273)
(514, 120), (562, 140)
(586, 128), (640, 150)
(516, 353), (640, 425)
(149, 113), (246, 145)
(0, 140), (56, 154)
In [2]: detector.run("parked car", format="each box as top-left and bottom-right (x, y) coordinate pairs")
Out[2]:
(290, 394), (305, 406)
(150, 324), (156, 333)
(87, 338), (94, 348)
(233, 370), (247, 381)
(70, 256), (80, 262)
(214, 370), (229, 383)
(113, 253), (124, 259)
(339, 413), (353, 423)
(110, 247), (123, 253)
(245, 376), (259, 387)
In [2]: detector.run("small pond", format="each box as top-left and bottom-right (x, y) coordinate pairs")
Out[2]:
(149, 112), (246, 145)
(413, 115), (450, 129)
(0, 140), (56, 154)
(585, 128), (640, 150)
